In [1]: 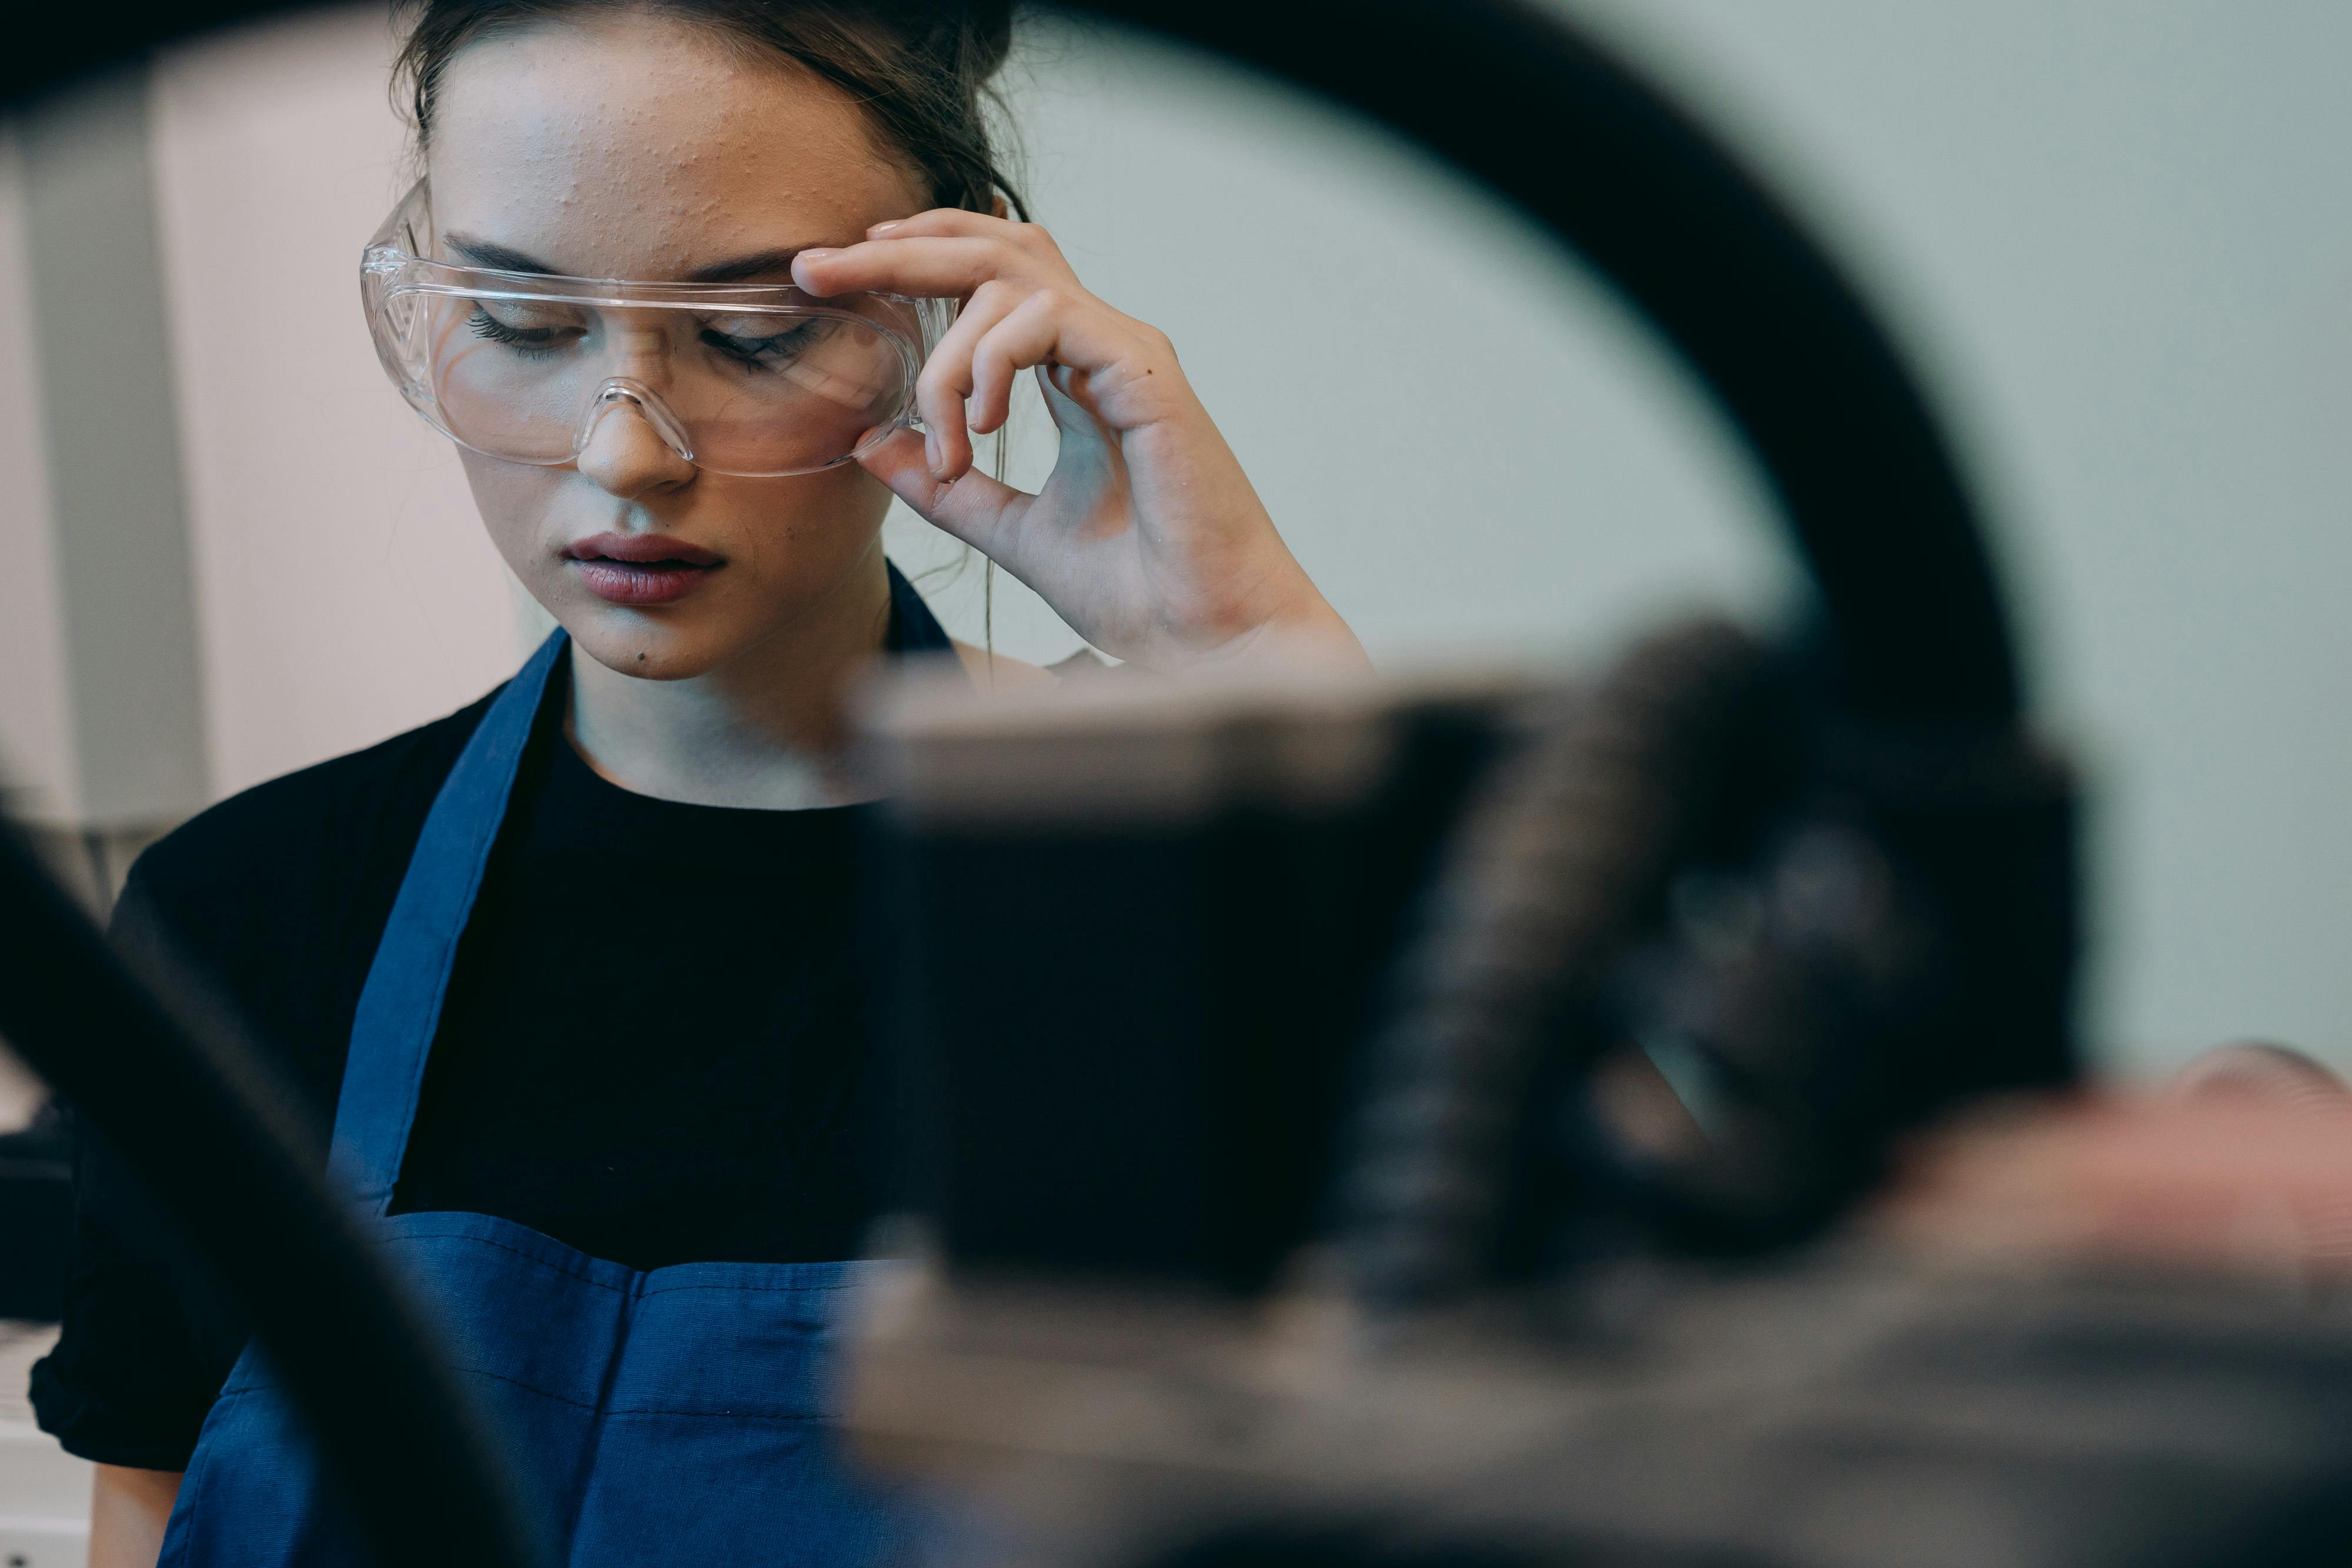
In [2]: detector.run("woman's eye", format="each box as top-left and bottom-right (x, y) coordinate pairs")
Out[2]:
(700, 316), (828, 369)
(467, 301), (586, 349)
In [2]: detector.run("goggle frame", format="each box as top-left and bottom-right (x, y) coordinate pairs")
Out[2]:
(360, 180), (951, 477)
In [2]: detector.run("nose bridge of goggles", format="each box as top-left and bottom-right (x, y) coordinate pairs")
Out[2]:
(576, 377), (697, 464)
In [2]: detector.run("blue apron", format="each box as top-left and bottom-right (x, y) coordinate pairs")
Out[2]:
(159, 565), (958, 1567)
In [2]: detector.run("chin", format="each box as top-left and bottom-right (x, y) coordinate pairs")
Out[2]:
(564, 610), (738, 681)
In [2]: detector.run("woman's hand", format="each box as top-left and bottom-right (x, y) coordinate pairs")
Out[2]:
(793, 212), (1363, 671)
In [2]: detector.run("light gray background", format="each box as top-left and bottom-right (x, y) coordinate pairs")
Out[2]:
(2, 2), (2348, 1079)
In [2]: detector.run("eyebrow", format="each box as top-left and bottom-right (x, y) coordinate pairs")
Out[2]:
(444, 233), (810, 284)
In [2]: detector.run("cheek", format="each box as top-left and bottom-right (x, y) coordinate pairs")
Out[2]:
(455, 453), (569, 581)
(711, 467), (894, 579)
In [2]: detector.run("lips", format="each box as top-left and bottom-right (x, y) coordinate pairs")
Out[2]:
(564, 533), (724, 607)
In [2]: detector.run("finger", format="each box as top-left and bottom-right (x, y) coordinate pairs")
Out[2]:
(968, 287), (1179, 406)
(866, 208), (1021, 242)
(857, 426), (1034, 560)
(793, 235), (1059, 301)
(866, 209), (1067, 265)
(967, 291), (1070, 436)
(914, 282), (1027, 480)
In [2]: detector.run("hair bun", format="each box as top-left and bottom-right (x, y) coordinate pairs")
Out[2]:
(874, 0), (1015, 81)
(964, 2), (1017, 77)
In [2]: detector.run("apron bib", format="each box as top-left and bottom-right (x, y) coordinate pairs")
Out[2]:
(161, 567), (956, 1567)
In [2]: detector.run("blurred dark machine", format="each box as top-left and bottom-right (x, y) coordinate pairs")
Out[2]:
(3, 4), (2351, 1568)
(852, 647), (2352, 1568)
(868, 623), (2075, 1290)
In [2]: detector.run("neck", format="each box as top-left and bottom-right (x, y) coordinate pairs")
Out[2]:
(564, 546), (894, 810)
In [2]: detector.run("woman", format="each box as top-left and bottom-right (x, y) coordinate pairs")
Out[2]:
(31, 2), (1358, 1562)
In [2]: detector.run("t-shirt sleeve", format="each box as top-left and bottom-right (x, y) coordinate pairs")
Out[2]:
(29, 870), (237, 1470)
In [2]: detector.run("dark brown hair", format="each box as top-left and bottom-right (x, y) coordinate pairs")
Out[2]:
(392, 0), (1026, 217)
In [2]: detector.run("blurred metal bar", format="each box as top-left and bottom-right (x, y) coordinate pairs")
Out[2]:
(18, 66), (209, 831)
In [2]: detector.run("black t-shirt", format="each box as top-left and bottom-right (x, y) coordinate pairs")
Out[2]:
(29, 668), (898, 1470)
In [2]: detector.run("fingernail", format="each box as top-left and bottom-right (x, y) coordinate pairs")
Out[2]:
(868, 220), (901, 236)
(797, 248), (838, 263)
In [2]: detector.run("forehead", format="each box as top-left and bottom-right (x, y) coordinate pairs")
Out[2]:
(426, 16), (924, 279)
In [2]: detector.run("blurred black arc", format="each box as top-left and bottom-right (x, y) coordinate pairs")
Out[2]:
(1, 2), (2021, 1565)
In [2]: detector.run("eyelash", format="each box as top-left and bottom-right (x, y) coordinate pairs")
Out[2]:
(467, 309), (570, 352)
(700, 320), (820, 370)
(465, 309), (827, 366)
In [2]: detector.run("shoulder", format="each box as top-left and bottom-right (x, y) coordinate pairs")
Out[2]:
(108, 688), (510, 1125)
(125, 694), (496, 924)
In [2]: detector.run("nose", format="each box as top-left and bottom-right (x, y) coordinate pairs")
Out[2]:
(574, 390), (695, 499)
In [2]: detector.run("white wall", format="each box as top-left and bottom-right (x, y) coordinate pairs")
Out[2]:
(5, 2), (2348, 1076)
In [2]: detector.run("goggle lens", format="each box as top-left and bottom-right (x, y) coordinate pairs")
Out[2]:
(412, 293), (918, 476)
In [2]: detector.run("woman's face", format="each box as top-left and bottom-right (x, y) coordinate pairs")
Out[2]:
(428, 16), (928, 680)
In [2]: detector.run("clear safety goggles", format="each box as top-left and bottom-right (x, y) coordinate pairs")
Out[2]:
(361, 181), (949, 477)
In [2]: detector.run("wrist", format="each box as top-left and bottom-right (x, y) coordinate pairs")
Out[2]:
(1155, 584), (1367, 674)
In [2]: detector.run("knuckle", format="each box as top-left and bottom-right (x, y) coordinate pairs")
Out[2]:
(916, 362), (963, 403)
(989, 237), (1040, 277)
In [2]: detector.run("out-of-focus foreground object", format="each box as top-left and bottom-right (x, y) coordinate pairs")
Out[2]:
(840, 6), (2352, 1567)
(0, 822), (548, 1567)
(1, 69), (206, 899)
(850, 651), (2352, 1567)
(4, 1), (2348, 1566)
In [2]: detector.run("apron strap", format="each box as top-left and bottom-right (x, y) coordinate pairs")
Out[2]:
(330, 560), (956, 1217)
(330, 628), (569, 1214)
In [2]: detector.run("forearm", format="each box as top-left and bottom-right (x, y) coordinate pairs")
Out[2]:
(90, 1465), (182, 1568)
